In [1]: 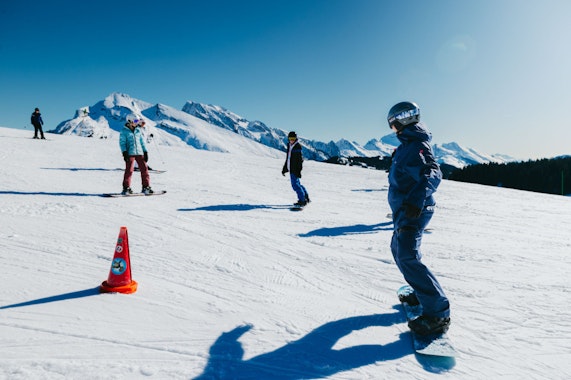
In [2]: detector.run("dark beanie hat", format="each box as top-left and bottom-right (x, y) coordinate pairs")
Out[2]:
(288, 131), (297, 138)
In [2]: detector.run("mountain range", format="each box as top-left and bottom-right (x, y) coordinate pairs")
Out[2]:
(52, 92), (514, 168)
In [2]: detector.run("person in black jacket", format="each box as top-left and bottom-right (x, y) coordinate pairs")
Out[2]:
(282, 131), (310, 206)
(31, 108), (45, 139)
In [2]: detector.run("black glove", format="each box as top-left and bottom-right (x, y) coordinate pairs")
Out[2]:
(144, 152), (148, 162)
(282, 169), (287, 176)
(122, 151), (129, 162)
(404, 203), (422, 219)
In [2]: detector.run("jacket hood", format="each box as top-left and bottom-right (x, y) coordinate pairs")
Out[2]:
(397, 122), (432, 144)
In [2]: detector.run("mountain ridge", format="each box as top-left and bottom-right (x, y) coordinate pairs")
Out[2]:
(51, 92), (515, 168)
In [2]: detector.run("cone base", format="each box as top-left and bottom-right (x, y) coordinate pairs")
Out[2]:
(100, 280), (138, 294)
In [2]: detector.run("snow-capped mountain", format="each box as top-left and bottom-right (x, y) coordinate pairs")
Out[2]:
(51, 92), (514, 168)
(181, 101), (332, 161)
(181, 102), (287, 153)
(52, 93), (282, 158)
(433, 142), (510, 168)
(363, 135), (401, 157)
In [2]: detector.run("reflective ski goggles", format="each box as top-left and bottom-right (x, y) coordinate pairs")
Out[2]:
(388, 108), (419, 125)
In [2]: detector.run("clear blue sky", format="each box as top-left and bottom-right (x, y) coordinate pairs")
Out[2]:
(1, 0), (570, 159)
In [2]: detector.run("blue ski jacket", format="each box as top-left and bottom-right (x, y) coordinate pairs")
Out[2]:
(119, 125), (147, 156)
(388, 122), (441, 216)
(31, 112), (43, 126)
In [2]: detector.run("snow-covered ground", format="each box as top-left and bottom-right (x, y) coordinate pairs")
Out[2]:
(0, 127), (569, 379)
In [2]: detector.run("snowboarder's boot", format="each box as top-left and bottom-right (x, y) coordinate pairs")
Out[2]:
(121, 187), (133, 195)
(142, 186), (154, 195)
(294, 200), (307, 207)
(398, 290), (420, 306)
(408, 315), (450, 336)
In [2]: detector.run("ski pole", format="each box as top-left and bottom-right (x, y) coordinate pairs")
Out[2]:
(150, 131), (165, 165)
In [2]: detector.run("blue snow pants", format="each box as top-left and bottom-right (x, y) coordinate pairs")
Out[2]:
(290, 173), (308, 202)
(391, 206), (450, 318)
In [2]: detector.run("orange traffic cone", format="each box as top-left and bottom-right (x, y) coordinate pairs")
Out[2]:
(100, 226), (138, 294)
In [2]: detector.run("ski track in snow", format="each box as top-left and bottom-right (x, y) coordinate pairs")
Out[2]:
(1, 127), (570, 379)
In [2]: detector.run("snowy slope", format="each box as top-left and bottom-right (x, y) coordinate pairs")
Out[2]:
(1, 127), (570, 380)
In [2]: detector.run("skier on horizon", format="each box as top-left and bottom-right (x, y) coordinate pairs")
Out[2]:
(31, 108), (45, 139)
(386, 101), (450, 335)
(120, 114), (153, 195)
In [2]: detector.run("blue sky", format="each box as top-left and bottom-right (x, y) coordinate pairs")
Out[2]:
(1, 0), (570, 159)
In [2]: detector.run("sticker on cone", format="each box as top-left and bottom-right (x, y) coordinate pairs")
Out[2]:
(100, 226), (138, 294)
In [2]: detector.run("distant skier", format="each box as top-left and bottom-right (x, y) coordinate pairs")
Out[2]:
(30, 107), (45, 139)
(120, 114), (153, 195)
(386, 101), (450, 335)
(282, 131), (310, 207)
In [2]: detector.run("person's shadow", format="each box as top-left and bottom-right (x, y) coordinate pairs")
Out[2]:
(194, 311), (409, 379)
(299, 222), (393, 238)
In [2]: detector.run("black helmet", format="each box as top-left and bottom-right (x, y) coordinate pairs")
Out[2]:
(387, 101), (420, 129)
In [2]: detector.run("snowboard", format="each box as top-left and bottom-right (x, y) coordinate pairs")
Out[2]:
(290, 202), (309, 211)
(397, 285), (456, 357)
(134, 167), (166, 174)
(102, 190), (167, 198)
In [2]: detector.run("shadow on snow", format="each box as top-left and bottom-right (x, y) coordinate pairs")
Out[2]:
(194, 311), (410, 380)
(178, 204), (292, 212)
(299, 221), (393, 237)
(351, 188), (388, 193)
(0, 190), (103, 197)
(0, 287), (101, 310)
(41, 167), (122, 172)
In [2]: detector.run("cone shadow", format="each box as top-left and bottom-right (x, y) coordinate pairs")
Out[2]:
(0, 287), (100, 309)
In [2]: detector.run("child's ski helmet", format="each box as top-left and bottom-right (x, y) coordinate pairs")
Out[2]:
(126, 113), (143, 125)
(387, 101), (420, 129)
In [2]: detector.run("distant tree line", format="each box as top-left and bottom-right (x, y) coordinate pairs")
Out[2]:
(449, 156), (571, 196)
(326, 155), (571, 196)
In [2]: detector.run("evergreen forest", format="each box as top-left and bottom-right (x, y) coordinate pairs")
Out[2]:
(449, 156), (571, 196)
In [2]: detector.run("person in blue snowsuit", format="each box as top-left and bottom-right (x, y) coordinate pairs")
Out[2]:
(31, 108), (45, 139)
(119, 114), (153, 195)
(387, 101), (450, 335)
(282, 131), (310, 206)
